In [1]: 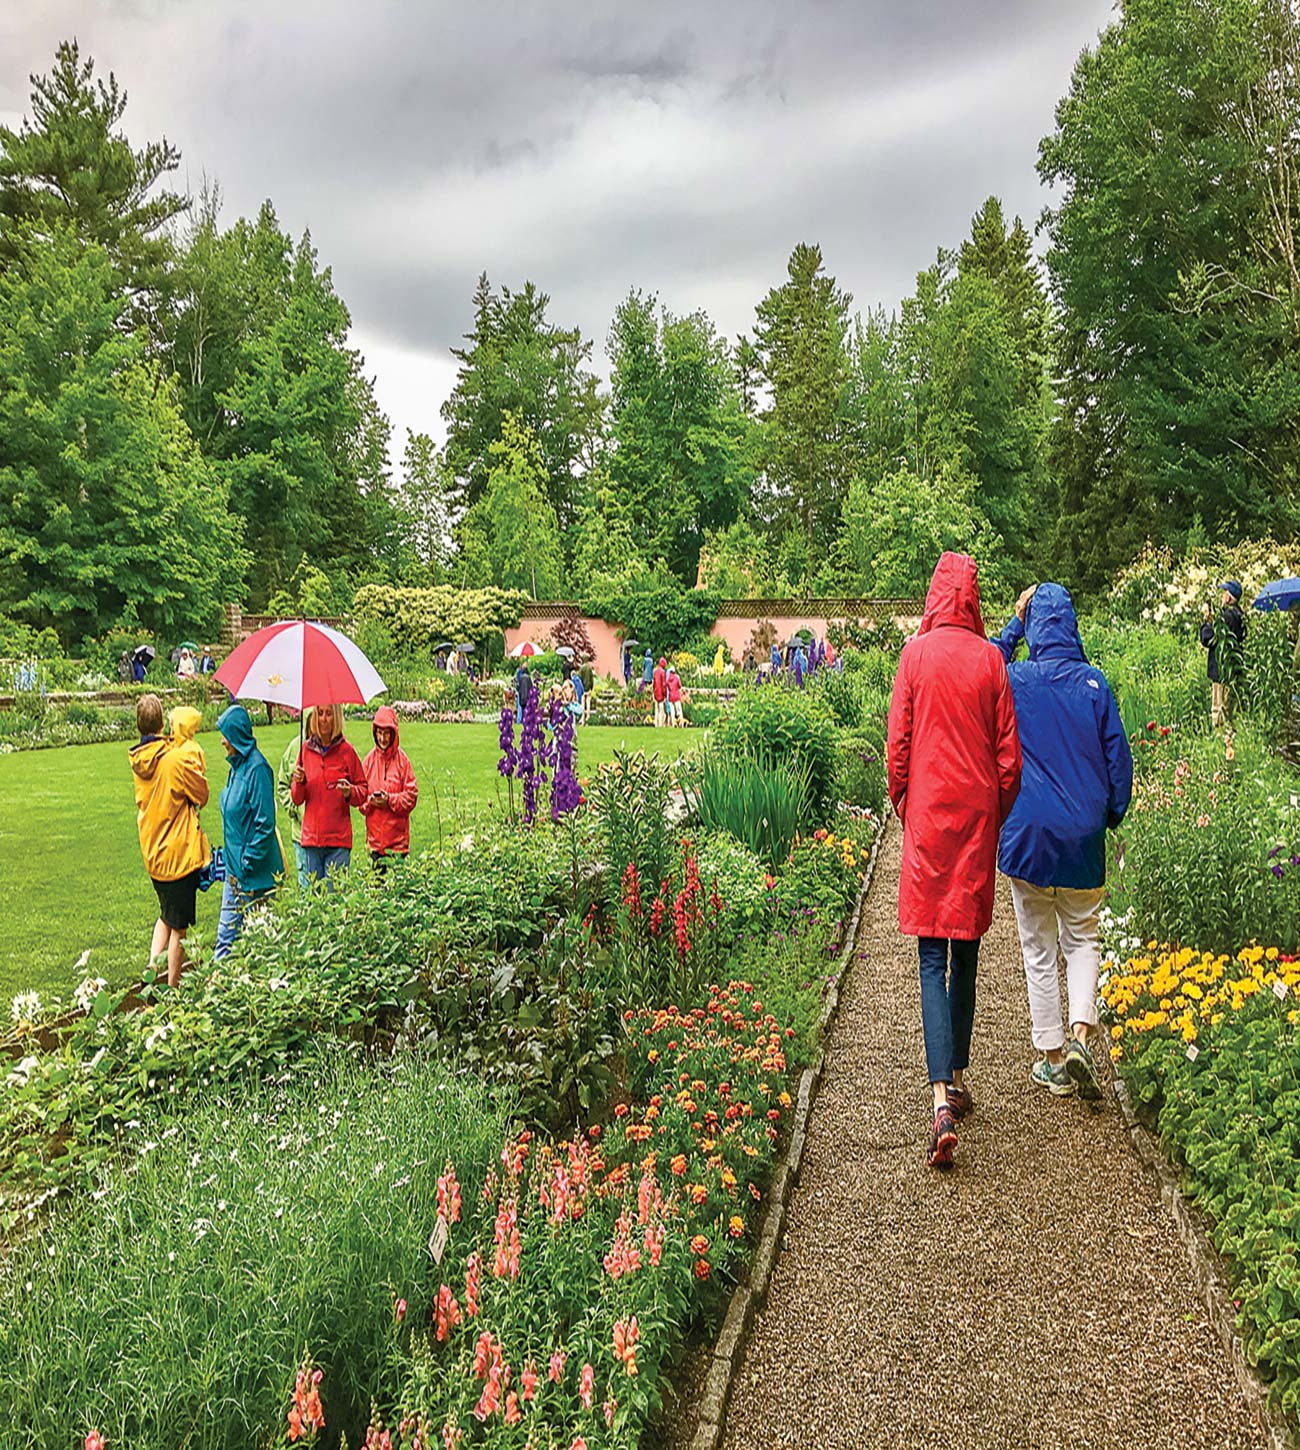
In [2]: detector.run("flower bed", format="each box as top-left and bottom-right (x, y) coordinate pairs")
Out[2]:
(1101, 942), (1300, 1420)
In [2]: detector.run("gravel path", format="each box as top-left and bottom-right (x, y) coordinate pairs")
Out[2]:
(721, 821), (1265, 1450)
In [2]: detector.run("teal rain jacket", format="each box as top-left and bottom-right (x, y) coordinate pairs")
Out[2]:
(217, 705), (283, 893)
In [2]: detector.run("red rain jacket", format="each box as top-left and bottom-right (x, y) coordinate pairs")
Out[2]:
(289, 732), (368, 849)
(652, 662), (667, 702)
(360, 706), (419, 855)
(887, 553), (1022, 940)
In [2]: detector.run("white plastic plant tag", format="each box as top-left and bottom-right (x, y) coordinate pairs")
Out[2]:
(1186, 1043), (1199, 1062)
(1274, 978), (1289, 1001)
(1290, 794), (1298, 808)
(428, 1217), (449, 1264)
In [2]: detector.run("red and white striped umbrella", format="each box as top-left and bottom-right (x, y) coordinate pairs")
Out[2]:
(215, 620), (385, 709)
(509, 640), (542, 658)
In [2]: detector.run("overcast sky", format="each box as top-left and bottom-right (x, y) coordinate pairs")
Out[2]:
(1, 0), (1115, 463)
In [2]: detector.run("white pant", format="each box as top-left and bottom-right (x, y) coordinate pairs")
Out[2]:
(1008, 879), (1104, 1051)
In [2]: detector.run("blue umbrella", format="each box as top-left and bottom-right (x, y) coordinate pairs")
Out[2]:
(1253, 577), (1300, 612)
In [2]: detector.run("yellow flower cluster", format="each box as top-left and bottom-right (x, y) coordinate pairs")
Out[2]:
(808, 829), (871, 881)
(1102, 942), (1300, 1060)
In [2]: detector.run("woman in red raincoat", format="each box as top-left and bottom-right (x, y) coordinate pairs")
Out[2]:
(360, 705), (419, 870)
(887, 552), (1021, 1168)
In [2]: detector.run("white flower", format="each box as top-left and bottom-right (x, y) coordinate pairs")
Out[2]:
(73, 976), (107, 1013)
(10, 991), (41, 1026)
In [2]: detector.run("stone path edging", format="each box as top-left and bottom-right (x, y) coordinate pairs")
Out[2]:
(1111, 1077), (1295, 1450)
(687, 820), (884, 1450)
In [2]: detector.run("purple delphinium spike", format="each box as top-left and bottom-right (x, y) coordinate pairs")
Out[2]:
(551, 708), (582, 821)
(497, 702), (517, 778)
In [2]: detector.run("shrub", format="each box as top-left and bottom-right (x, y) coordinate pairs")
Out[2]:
(583, 580), (720, 657)
(694, 831), (770, 940)
(1109, 725), (1300, 954)
(590, 750), (676, 899)
(836, 731), (887, 812)
(714, 683), (838, 826)
(352, 584), (529, 656)
(550, 612), (595, 664)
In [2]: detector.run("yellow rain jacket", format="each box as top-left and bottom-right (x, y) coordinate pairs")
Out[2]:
(130, 705), (211, 882)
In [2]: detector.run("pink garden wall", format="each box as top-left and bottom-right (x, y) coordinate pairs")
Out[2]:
(506, 600), (924, 680)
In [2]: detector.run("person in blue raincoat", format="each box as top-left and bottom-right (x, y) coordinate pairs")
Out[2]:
(642, 648), (654, 693)
(215, 704), (284, 959)
(770, 641), (783, 675)
(992, 583), (1132, 1103)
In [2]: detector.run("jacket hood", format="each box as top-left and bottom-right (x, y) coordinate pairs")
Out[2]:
(658, 657), (666, 668)
(1024, 582), (1086, 663)
(217, 703), (257, 760)
(372, 704), (401, 749)
(130, 735), (169, 780)
(170, 705), (202, 743)
(917, 552), (984, 637)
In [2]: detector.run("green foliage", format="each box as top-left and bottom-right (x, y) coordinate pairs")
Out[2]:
(0, 228), (247, 646)
(1110, 725), (1300, 953)
(1243, 609), (1295, 743)
(836, 731), (888, 813)
(751, 242), (853, 540)
(693, 748), (811, 869)
(843, 467), (1005, 599)
(441, 274), (604, 532)
(459, 412), (564, 599)
(607, 290), (754, 581)
(352, 583), (528, 655)
(1039, 0), (1300, 592)
(1083, 619), (1209, 736)
(0, 42), (185, 298)
(694, 831), (770, 939)
(0, 1052), (508, 1450)
(590, 749), (676, 895)
(583, 579), (720, 657)
(714, 683), (839, 825)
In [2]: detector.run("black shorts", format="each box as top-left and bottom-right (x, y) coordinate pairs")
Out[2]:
(152, 869), (201, 930)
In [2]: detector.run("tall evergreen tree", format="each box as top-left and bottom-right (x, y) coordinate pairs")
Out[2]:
(0, 42), (187, 300)
(441, 274), (604, 532)
(606, 290), (753, 582)
(751, 243), (853, 539)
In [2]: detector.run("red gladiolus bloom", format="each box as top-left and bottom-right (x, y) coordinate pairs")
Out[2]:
(86, 1435), (106, 1450)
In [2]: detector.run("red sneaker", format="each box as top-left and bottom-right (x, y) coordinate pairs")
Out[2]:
(927, 1105), (957, 1169)
(947, 1084), (975, 1120)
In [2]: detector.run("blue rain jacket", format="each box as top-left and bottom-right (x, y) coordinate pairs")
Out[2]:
(217, 705), (283, 893)
(992, 584), (1132, 889)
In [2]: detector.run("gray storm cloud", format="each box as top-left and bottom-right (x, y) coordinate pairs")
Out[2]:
(0, 0), (1114, 447)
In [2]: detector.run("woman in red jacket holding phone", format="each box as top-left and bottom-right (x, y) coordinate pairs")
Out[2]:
(360, 705), (419, 871)
(289, 703), (368, 889)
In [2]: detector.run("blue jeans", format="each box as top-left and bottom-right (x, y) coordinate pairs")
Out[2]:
(299, 845), (351, 890)
(214, 879), (274, 959)
(918, 937), (980, 1085)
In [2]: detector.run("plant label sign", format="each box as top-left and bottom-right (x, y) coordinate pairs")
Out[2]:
(1186, 1043), (1199, 1062)
(428, 1217), (449, 1264)
(1274, 978), (1289, 1001)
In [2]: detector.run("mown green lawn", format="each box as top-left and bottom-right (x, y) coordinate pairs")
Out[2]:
(0, 721), (692, 1004)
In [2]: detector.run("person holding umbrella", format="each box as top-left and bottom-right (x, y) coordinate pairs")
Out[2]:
(289, 704), (367, 887)
(514, 655), (533, 723)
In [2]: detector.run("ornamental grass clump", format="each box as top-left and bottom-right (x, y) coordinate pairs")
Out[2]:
(0, 1051), (508, 1450)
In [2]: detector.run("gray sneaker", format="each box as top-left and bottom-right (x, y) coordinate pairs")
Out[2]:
(1065, 1037), (1103, 1101)
(1030, 1056), (1076, 1096)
